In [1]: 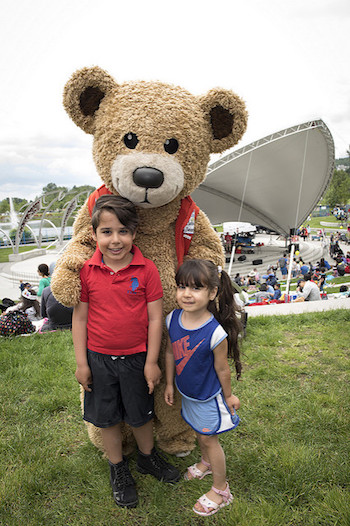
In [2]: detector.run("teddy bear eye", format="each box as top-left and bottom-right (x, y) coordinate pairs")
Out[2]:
(164, 138), (179, 154)
(124, 132), (139, 149)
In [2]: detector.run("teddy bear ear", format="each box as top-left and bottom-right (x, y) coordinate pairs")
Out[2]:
(63, 66), (117, 134)
(198, 88), (248, 154)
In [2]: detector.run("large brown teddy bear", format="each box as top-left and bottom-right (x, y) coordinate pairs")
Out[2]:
(51, 66), (247, 455)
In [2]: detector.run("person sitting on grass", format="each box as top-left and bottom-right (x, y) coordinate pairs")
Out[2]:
(72, 195), (180, 510)
(5, 287), (41, 322)
(255, 283), (272, 302)
(165, 259), (241, 517)
(294, 273), (321, 302)
(273, 283), (282, 300)
(40, 286), (73, 332)
(37, 264), (51, 297)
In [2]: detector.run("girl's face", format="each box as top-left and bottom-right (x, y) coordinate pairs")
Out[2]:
(176, 282), (217, 314)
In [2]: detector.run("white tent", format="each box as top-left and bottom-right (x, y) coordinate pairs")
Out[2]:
(222, 222), (256, 235)
(192, 120), (335, 236)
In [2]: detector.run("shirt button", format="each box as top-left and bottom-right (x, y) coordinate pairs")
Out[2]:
(110, 271), (114, 275)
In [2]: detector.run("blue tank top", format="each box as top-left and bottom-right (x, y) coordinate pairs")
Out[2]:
(166, 309), (227, 401)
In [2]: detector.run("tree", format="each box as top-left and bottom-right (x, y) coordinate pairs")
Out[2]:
(0, 199), (10, 213)
(322, 169), (350, 208)
(42, 182), (58, 193)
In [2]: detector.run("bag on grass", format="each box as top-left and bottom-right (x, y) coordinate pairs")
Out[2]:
(0, 311), (36, 337)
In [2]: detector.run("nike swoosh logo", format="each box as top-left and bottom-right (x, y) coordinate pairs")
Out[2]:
(176, 339), (205, 375)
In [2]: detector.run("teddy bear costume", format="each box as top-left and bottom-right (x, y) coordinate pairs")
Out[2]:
(51, 67), (247, 455)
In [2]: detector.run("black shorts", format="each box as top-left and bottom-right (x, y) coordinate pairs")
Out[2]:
(83, 350), (154, 428)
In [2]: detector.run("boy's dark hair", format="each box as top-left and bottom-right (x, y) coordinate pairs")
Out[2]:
(175, 259), (242, 379)
(260, 283), (267, 291)
(339, 285), (348, 293)
(38, 264), (49, 276)
(91, 195), (139, 233)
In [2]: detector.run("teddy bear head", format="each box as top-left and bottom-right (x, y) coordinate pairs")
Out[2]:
(63, 66), (247, 211)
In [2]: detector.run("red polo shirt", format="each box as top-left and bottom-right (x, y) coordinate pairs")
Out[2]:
(80, 244), (163, 356)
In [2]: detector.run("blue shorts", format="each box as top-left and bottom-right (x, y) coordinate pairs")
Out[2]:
(84, 350), (154, 428)
(181, 392), (240, 435)
(281, 266), (288, 275)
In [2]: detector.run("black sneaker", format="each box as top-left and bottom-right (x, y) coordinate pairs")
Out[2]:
(109, 458), (138, 508)
(136, 448), (180, 483)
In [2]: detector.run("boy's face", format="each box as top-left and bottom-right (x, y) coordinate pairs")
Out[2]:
(92, 210), (135, 270)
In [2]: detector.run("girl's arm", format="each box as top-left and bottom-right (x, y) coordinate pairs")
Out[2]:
(164, 336), (175, 406)
(144, 298), (163, 394)
(72, 301), (92, 392)
(213, 339), (240, 414)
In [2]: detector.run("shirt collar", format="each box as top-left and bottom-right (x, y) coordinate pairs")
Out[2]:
(88, 244), (145, 269)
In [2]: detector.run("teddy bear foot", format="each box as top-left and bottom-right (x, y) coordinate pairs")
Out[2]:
(175, 450), (192, 457)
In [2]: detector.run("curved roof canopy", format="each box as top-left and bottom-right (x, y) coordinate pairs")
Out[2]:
(192, 120), (335, 236)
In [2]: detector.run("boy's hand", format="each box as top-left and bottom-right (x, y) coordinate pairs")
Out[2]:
(225, 394), (240, 415)
(75, 365), (92, 392)
(164, 384), (174, 406)
(144, 362), (161, 394)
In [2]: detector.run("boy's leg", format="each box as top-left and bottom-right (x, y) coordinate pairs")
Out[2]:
(101, 423), (138, 508)
(132, 420), (180, 483)
(131, 420), (154, 455)
(100, 423), (123, 464)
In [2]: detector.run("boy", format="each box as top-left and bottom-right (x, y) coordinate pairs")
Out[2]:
(72, 195), (179, 509)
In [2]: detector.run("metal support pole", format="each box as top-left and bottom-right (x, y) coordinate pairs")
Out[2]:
(285, 244), (295, 296)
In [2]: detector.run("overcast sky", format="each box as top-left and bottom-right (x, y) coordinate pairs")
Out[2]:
(0, 0), (349, 201)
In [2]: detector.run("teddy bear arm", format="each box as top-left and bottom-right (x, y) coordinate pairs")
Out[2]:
(186, 210), (225, 266)
(51, 206), (96, 307)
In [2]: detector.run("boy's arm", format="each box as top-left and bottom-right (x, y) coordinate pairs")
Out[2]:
(144, 298), (163, 394)
(164, 336), (175, 406)
(213, 339), (240, 414)
(72, 301), (92, 392)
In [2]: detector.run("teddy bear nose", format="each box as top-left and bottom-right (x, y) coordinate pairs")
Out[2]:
(133, 167), (164, 188)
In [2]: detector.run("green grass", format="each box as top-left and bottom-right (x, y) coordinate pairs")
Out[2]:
(0, 311), (349, 525)
(0, 245), (56, 263)
(307, 214), (348, 230)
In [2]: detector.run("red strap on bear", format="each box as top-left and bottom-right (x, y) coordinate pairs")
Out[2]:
(87, 185), (199, 266)
(87, 184), (112, 216)
(175, 196), (199, 267)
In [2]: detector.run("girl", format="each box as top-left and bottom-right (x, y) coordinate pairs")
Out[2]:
(37, 263), (51, 297)
(164, 259), (241, 517)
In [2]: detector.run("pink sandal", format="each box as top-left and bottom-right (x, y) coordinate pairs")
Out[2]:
(184, 458), (212, 480)
(193, 483), (233, 516)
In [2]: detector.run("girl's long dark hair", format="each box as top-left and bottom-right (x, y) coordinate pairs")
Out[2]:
(175, 259), (242, 379)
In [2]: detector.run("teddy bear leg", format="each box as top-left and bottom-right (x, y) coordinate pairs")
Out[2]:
(153, 389), (196, 456)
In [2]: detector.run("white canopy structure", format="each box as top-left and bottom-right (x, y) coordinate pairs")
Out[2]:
(222, 222), (256, 235)
(192, 120), (335, 236)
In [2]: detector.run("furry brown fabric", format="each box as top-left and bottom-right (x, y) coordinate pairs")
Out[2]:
(51, 67), (247, 455)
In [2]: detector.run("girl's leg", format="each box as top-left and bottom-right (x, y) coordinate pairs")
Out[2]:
(100, 423), (123, 464)
(185, 431), (212, 479)
(195, 433), (228, 511)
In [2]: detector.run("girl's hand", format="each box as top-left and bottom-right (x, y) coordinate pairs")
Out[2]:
(144, 362), (162, 394)
(75, 364), (92, 392)
(164, 384), (174, 406)
(225, 394), (240, 415)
